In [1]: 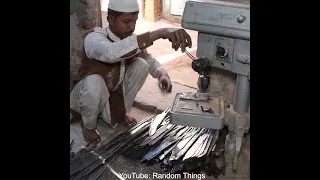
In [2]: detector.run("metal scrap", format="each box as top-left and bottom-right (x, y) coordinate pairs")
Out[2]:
(149, 107), (170, 136)
(70, 111), (228, 180)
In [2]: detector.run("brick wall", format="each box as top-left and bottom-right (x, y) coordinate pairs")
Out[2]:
(70, 0), (102, 86)
(144, 0), (162, 22)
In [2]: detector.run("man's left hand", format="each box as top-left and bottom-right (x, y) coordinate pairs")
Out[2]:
(158, 74), (172, 93)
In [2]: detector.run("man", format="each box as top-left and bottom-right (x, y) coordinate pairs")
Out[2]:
(70, 0), (192, 143)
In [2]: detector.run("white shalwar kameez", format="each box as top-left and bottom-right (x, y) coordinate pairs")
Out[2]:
(70, 27), (166, 133)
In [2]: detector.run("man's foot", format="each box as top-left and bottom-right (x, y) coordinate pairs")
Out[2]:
(70, 109), (82, 124)
(124, 113), (137, 127)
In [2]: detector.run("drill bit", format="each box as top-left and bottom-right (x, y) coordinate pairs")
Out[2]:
(185, 49), (196, 61)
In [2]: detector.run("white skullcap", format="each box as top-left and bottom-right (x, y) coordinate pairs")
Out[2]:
(108, 0), (139, 13)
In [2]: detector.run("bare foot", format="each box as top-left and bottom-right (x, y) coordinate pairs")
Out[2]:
(124, 113), (137, 127)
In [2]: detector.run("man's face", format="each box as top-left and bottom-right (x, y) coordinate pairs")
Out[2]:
(108, 12), (139, 39)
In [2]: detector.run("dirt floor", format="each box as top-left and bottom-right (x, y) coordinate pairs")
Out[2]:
(161, 49), (197, 70)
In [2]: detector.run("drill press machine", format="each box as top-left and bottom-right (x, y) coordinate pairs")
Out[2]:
(170, 0), (250, 172)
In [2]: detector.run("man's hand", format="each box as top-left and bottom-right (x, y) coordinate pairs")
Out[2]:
(156, 28), (192, 52)
(158, 74), (172, 93)
(82, 128), (101, 144)
(125, 113), (137, 127)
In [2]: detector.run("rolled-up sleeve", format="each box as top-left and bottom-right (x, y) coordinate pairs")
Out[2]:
(138, 50), (167, 78)
(84, 32), (139, 63)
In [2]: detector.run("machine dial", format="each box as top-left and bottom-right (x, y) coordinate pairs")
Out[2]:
(217, 46), (226, 57)
(216, 44), (228, 58)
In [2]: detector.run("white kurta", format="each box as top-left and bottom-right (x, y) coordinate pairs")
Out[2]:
(70, 26), (166, 130)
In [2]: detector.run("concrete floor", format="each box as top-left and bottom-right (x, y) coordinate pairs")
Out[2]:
(70, 107), (156, 153)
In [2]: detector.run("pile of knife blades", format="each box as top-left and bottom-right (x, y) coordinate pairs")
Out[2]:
(70, 108), (227, 180)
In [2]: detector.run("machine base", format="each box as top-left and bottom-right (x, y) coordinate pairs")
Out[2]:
(170, 92), (225, 129)
(224, 133), (250, 177)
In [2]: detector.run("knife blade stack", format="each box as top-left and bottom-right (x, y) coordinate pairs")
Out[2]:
(70, 108), (227, 180)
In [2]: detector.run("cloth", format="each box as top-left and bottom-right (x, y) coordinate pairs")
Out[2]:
(77, 38), (127, 127)
(70, 57), (149, 130)
(78, 43), (123, 92)
(72, 25), (166, 130)
(84, 26), (166, 80)
(108, 0), (139, 13)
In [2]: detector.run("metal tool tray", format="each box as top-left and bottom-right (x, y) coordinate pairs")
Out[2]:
(181, 0), (250, 40)
(170, 92), (225, 129)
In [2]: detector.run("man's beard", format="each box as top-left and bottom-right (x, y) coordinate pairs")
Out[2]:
(123, 30), (134, 38)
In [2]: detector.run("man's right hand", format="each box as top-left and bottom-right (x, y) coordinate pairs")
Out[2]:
(154, 28), (192, 52)
(82, 127), (101, 144)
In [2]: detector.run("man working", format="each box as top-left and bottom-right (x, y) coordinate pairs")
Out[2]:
(70, 0), (192, 143)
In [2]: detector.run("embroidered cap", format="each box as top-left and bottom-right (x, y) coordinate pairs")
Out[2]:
(108, 0), (140, 13)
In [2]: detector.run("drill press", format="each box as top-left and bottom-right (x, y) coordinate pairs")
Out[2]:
(170, 0), (250, 173)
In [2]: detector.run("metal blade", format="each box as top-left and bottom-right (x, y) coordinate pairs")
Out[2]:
(140, 124), (169, 146)
(169, 128), (201, 160)
(183, 132), (209, 161)
(176, 126), (191, 137)
(140, 136), (179, 162)
(159, 142), (177, 160)
(198, 130), (218, 158)
(149, 107), (170, 136)
(197, 131), (214, 158)
(171, 128), (205, 161)
(193, 130), (212, 158)
(149, 124), (174, 145)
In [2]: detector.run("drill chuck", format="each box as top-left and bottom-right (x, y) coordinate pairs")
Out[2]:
(191, 57), (211, 75)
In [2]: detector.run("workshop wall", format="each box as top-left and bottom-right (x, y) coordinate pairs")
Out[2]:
(70, 0), (101, 85)
(144, 0), (162, 22)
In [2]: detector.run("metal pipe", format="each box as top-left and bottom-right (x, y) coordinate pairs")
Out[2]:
(233, 74), (250, 113)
